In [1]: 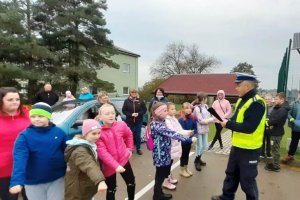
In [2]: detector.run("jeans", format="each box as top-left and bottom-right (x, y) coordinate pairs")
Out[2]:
(128, 122), (142, 151)
(196, 133), (208, 156)
(105, 162), (135, 200)
(288, 131), (300, 156)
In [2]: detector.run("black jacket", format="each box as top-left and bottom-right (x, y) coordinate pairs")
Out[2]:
(268, 101), (290, 136)
(122, 97), (147, 125)
(33, 91), (59, 106)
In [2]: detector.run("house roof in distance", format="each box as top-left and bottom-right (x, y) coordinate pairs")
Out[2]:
(158, 73), (239, 96)
(115, 46), (140, 57)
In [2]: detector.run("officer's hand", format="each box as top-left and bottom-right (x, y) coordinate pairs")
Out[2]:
(9, 185), (22, 194)
(290, 118), (295, 123)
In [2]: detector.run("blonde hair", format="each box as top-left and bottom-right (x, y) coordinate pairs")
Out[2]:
(167, 102), (175, 110)
(98, 103), (115, 115)
(181, 102), (193, 119)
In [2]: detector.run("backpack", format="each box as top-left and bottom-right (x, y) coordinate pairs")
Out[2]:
(146, 123), (154, 151)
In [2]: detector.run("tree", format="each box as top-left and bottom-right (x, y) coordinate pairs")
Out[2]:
(33, 0), (119, 94)
(230, 62), (256, 75)
(185, 44), (220, 74)
(0, 0), (55, 100)
(150, 42), (220, 79)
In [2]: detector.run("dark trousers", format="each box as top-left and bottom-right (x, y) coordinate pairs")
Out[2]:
(105, 162), (135, 200)
(261, 133), (271, 157)
(220, 147), (260, 200)
(180, 142), (192, 166)
(0, 177), (28, 200)
(288, 131), (300, 156)
(153, 165), (171, 200)
(210, 123), (223, 148)
(128, 122), (142, 151)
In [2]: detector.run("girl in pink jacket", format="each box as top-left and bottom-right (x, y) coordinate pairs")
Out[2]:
(209, 90), (232, 150)
(164, 102), (191, 190)
(193, 92), (214, 171)
(96, 104), (135, 200)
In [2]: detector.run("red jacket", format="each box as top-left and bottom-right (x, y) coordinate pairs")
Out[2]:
(96, 121), (134, 177)
(0, 106), (30, 178)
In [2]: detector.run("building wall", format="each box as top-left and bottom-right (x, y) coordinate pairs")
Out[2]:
(97, 53), (138, 97)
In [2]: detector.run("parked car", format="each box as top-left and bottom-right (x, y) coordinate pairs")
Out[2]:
(52, 98), (148, 140)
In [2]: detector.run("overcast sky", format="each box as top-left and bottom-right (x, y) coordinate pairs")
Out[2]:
(104, 0), (300, 90)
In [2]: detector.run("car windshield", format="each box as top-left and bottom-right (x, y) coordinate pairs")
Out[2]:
(52, 100), (86, 124)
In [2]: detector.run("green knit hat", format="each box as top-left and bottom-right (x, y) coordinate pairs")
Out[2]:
(30, 102), (52, 120)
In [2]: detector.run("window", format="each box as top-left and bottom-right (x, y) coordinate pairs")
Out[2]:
(122, 63), (130, 73)
(123, 87), (129, 95)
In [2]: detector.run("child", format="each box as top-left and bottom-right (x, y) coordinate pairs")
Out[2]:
(64, 119), (107, 200)
(96, 104), (135, 200)
(193, 92), (214, 171)
(150, 102), (196, 200)
(9, 102), (67, 200)
(164, 102), (192, 190)
(178, 102), (198, 176)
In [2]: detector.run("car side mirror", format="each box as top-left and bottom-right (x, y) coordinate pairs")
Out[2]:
(71, 120), (83, 128)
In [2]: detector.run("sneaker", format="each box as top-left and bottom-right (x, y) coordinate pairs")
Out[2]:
(208, 146), (213, 150)
(264, 164), (280, 172)
(259, 155), (265, 159)
(281, 155), (294, 164)
(137, 150), (143, 155)
(162, 178), (176, 190)
(168, 174), (178, 184)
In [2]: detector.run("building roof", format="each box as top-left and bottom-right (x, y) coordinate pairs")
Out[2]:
(158, 73), (239, 96)
(115, 46), (140, 57)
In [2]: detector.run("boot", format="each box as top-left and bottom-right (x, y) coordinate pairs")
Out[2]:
(179, 166), (190, 177)
(281, 155), (294, 164)
(168, 174), (178, 184)
(199, 155), (206, 166)
(184, 165), (193, 176)
(194, 156), (201, 171)
(162, 178), (176, 190)
(127, 183), (135, 200)
(160, 192), (172, 200)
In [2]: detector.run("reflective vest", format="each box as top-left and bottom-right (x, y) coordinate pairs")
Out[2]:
(232, 94), (266, 149)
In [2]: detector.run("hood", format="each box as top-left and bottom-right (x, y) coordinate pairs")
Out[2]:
(217, 90), (225, 98)
(65, 137), (97, 162)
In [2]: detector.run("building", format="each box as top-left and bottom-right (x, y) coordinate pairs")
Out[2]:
(96, 47), (140, 96)
(157, 73), (239, 103)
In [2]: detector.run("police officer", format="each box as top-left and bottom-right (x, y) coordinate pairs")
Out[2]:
(211, 73), (266, 200)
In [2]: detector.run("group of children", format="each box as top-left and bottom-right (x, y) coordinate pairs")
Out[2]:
(8, 92), (215, 200)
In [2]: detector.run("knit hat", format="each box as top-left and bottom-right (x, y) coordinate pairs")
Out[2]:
(30, 102), (52, 119)
(82, 119), (101, 136)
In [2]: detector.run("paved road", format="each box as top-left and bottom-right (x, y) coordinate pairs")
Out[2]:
(94, 132), (300, 200)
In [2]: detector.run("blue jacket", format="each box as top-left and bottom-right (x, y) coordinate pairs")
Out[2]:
(150, 120), (191, 167)
(178, 115), (197, 136)
(10, 124), (67, 186)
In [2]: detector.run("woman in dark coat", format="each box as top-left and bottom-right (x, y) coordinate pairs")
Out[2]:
(148, 88), (169, 112)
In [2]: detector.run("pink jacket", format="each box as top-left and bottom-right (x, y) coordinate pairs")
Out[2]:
(193, 104), (214, 134)
(165, 115), (189, 159)
(211, 90), (232, 123)
(96, 121), (134, 177)
(0, 107), (30, 178)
